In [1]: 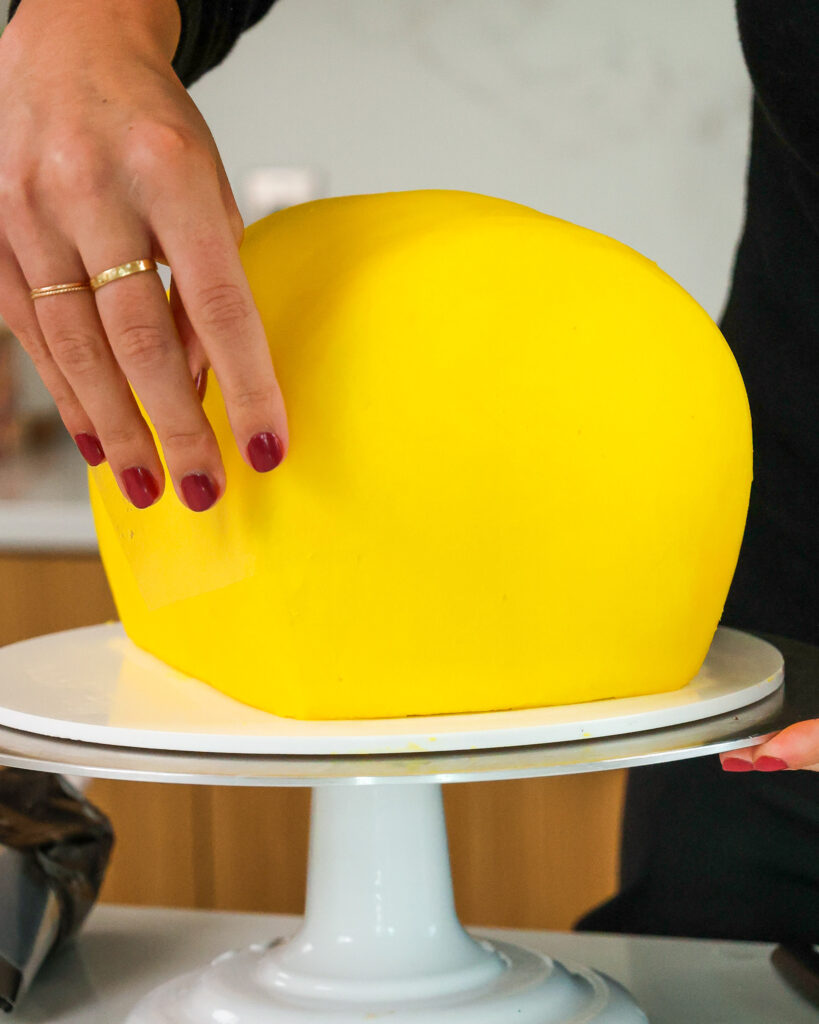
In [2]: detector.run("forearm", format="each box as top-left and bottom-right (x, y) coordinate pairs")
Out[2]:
(6, 0), (279, 86)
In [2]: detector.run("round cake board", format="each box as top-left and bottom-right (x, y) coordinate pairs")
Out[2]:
(0, 624), (782, 756)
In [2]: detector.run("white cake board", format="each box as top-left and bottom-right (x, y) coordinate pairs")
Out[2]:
(0, 624), (783, 755)
(0, 627), (786, 1024)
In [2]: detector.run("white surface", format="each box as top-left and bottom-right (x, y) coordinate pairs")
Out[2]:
(14, 906), (818, 1024)
(0, 625), (783, 756)
(127, 786), (644, 1023)
(0, 500), (95, 553)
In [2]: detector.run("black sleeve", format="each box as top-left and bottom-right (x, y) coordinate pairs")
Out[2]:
(735, 0), (819, 175)
(6, 0), (279, 87)
(169, 0), (279, 86)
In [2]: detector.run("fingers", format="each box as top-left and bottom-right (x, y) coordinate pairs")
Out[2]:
(168, 162), (245, 406)
(74, 209), (226, 512)
(720, 747), (760, 772)
(720, 720), (819, 773)
(218, 165), (245, 248)
(0, 246), (105, 464)
(1, 118), (285, 509)
(170, 277), (208, 391)
(10, 227), (168, 507)
(0, 10), (284, 510)
(151, 162), (288, 473)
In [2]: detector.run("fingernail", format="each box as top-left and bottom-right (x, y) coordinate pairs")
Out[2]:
(121, 467), (160, 509)
(74, 433), (105, 467)
(722, 757), (754, 772)
(754, 756), (789, 772)
(247, 431), (284, 472)
(194, 368), (208, 402)
(181, 472), (218, 512)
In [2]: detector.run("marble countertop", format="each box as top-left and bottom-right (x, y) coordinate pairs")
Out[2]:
(0, 437), (97, 554)
(12, 905), (817, 1023)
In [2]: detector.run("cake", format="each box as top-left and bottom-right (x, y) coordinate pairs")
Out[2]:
(90, 190), (752, 719)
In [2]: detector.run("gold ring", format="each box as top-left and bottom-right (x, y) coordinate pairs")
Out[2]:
(90, 258), (158, 292)
(30, 281), (91, 300)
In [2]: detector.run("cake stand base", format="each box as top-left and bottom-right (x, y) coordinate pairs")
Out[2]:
(128, 944), (642, 1023)
(126, 785), (646, 1024)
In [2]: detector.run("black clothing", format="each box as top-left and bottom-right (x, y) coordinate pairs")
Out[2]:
(6, 0), (278, 88)
(581, 1), (819, 943)
(579, 637), (819, 942)
(169, 0), (278, 87)
(720, 2), (819, 645)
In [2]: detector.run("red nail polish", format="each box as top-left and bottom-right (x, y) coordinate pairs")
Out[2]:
(121, 467), (160, 509)
(181, 472), (218, 512)
(247, 431), (284, 472)
(722, 757), (754, 772)
(754, 756), (789, 772)
(194, 368), (208, 402)
(74, 433), (105, 467)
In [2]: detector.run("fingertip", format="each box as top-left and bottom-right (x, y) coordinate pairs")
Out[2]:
(180, 471), (221, 513)
(74, 432), (106, 467)
(752, 755), (790, 772)
(247, 430), (286, 473)
(120, 465), (163, 510)
(752, 720), (819, 771)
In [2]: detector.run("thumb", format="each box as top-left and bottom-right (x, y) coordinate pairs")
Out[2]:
(751, 719), (819, 771)
(720, 719), (819, 773)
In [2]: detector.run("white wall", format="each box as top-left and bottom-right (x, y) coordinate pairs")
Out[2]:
(191, 0), (751, 319)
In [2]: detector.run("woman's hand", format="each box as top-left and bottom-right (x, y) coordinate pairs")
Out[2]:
(721, 719), (819, 772)
(0, 0), (288, 512)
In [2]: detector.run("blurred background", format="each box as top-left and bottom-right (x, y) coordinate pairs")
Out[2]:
(0, 0), (753, 929)
(195, 0), (750, 318)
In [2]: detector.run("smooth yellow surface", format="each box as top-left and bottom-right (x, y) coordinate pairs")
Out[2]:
(91, 190), (752, 719)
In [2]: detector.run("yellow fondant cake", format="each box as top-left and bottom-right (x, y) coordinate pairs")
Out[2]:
(90, 190), (752, 719)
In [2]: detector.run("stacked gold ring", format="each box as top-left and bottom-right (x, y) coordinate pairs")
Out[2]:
(90, 258), (158, 292)
(30, 258), (159, 302)
(30, 281), (91, 300)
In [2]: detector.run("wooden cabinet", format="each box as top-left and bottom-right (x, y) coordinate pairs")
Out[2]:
(1, 553), (625, 930)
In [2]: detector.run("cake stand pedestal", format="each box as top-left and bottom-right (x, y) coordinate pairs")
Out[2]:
(0, 626), (788, 1024)
(136, 784), (640, 1023)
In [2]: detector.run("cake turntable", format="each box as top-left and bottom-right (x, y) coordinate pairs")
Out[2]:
(0, 624), (789, 1023)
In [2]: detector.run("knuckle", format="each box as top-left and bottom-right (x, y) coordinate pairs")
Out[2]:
(99, 423), (140, 450)
(0, 164), (37, 217)
(115, 321), (169, 370)
(126, 121), (210, 179)
(47, 137), (108, 198)
(50, 329), (101, 374)
(160, 425), (208, 454)
(196, 282), (252, 333)
(228, 382), (275, 411)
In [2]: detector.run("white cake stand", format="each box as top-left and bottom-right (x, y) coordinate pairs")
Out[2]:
(0, 625), (786, 1024)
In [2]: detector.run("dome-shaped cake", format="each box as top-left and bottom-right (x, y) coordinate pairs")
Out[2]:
(90, 190), (752, 719)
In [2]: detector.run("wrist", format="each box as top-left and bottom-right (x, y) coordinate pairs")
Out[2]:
(121, 0), (182, 63)
(7, 0), (182, 66)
